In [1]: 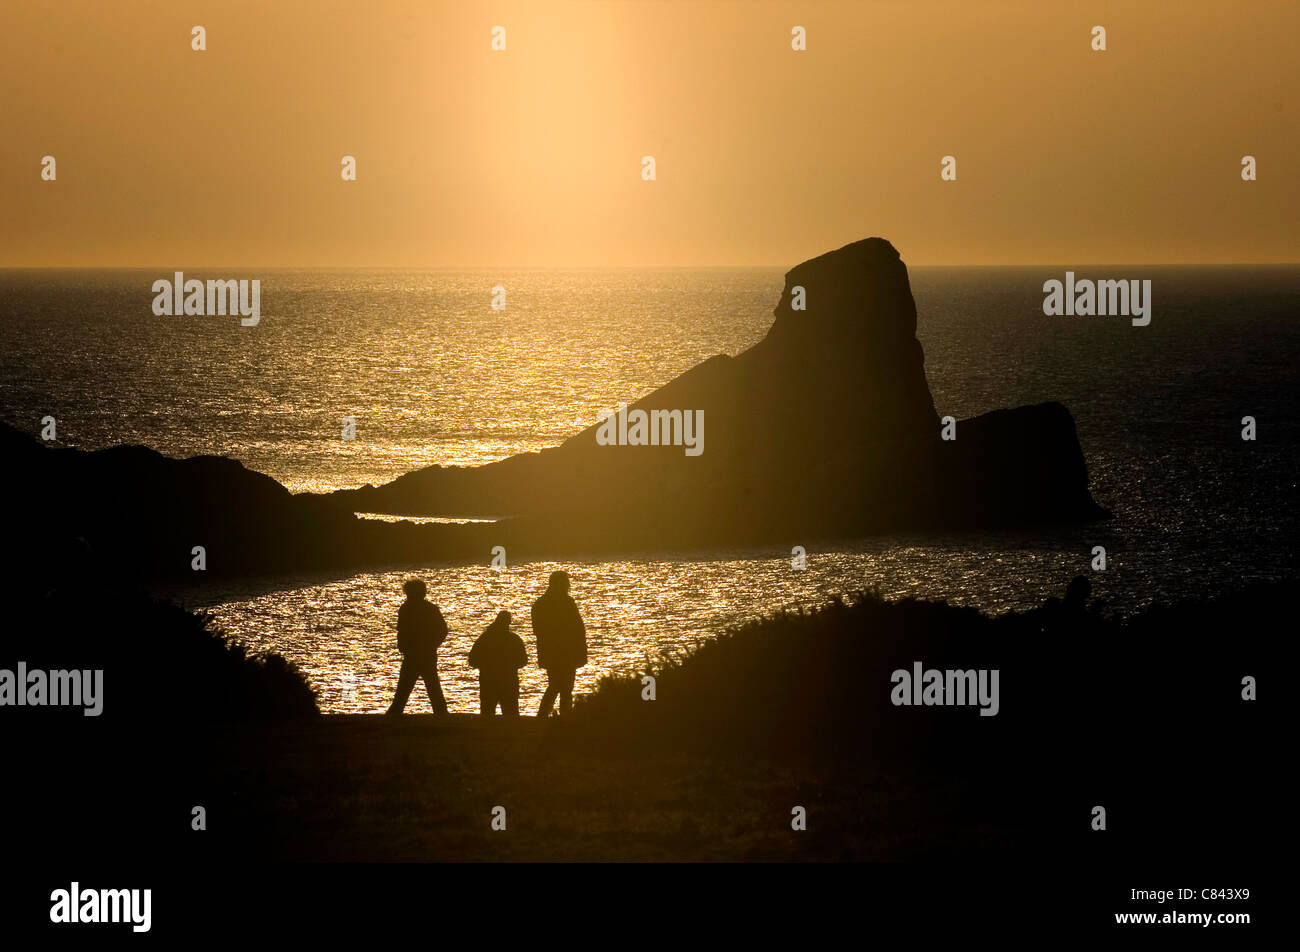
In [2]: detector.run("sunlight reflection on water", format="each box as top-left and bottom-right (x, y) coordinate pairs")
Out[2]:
(200, 537), (1132, 714)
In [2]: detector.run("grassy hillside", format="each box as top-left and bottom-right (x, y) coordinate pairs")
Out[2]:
(173, 580), (1277, 862)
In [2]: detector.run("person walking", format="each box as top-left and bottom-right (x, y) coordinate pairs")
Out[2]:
(386, 578), (449, 716)
(531, 571), (587, 718)
(468, 610), (528, 717)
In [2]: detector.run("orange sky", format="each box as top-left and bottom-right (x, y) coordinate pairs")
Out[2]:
(2, 0), (1296, 266)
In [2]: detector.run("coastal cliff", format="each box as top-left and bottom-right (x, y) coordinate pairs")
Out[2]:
(5, 238), (1107, 581)
(329, 238), (1107, 542)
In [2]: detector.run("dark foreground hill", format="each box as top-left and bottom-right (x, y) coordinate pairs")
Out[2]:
(9, 578), (1275, 864)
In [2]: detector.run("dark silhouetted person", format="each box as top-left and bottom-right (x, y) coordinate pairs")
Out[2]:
(532, 571), (587, 718)
(469, 610), (527, 717)
(1035, 575), (1098, 635)
(386, 578), (449, 716)
(1064, 575), (1092, 612)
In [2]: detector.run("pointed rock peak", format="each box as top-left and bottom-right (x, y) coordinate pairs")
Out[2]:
(770, 237), (918, 344)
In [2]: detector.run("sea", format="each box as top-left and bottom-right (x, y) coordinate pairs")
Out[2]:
(2, 266), (1296, 713)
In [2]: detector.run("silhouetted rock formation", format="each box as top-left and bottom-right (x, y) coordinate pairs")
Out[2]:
(5, 237), (1107, 582)
(329, 238), (1107, 542)
(1, 422), (487, 581)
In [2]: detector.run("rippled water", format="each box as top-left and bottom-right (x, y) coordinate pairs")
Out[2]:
(0, 268), (776, 492)
(5, 266), (1298, 712)
(191, 537), (1113, 714)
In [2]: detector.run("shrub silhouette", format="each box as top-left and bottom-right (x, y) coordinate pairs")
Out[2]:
(3, 554), (318, 724)
(571, 580), (1277, 771)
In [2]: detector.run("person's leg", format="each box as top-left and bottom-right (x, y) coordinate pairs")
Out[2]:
(479, 680), (493, 717)
(558, 667), (576, 715)
(538, 672), (558, 718)
(387, 658), (416, 715)
(423, 660), (448, 715)
(502, 680), (519, 718)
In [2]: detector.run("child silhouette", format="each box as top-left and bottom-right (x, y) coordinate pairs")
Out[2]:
(468, 610), (528, 717)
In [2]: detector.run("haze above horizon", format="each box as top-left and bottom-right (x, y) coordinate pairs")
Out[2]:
(3, 0), (1296, 267)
